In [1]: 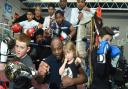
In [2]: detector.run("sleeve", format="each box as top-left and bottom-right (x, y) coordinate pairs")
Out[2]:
(33, 20), (39, 26)
(81, 10), (94, 24)
(19, 21), (25, 27)
(76, 63), (81, 70)
(43, 17), (49, 28)
(70, 8), (79, 26)
(67, 21), (72, 28)
(90, 8), (96, 14)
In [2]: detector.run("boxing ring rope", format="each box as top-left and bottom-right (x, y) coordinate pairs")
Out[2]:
(0, 23), (12, 87)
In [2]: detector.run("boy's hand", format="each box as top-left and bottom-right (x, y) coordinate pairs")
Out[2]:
(75, 57), (81, 64)
(61, 76), (74, 88)
(44, 29), (51, 37)
(38, 23), (43, 29)
(83, 6), (90, 12)
(45, 29), (51, 34)
(64, 58), (68, 64)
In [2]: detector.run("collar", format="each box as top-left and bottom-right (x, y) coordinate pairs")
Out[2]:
(49, 14), (55, 19)
(21, 54), (27, 59)
(56, 20), (65, 27)
(35, 16), (42, 20)
(60, 6), (68, 11)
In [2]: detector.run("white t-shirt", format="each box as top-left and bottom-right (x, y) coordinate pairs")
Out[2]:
(19, 20), (39, 33)
(70, 8), (95, 26)
(43, 15), (55, 28)
(58, 7), (72, 22)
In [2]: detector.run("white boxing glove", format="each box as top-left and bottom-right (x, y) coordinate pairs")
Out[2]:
(0, 40), (8, 63)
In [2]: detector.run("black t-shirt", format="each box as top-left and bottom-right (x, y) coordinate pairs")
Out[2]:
(63, 61), (80, 89)
(34, 17), (44, 24)
(51, 20), (72, 36)
(44, 54), (62, 89)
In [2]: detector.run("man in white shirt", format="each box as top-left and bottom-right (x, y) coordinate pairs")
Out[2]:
(70, 0), (95, 26)
(43, 3), (56, 29)
(58, 0), (72, 22)
(19, 10), (42, 34)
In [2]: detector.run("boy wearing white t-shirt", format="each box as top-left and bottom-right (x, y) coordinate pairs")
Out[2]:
(19, 10), (42, 34)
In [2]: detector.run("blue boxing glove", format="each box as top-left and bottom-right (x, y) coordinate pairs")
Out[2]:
(97, 41), (109, 54)
(97, 41), (109, 63)
(109, 45), (121, 59)
(109, 45), (121, 68)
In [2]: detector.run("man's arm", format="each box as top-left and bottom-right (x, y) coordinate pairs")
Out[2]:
(43, 17), (48, 28)
(83, 6), (96, 14)
(72, 67), (87, 84)
(38, 61), (50, 77)
(69, 25), (76, 39)
(61, 66), (87, 88)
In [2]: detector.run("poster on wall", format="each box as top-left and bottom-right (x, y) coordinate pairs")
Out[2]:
(3, 2), (12, 24)
(0, 2), (13, 41)
(126, 32), (128, 42)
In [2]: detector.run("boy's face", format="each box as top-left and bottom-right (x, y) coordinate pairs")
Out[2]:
(35, 34), (44, 44)
(55, 13), (64, 25)
(100, 34), (112, 43)
(35, 8), (42, 17)
(64, 50), (74, 62)
(59, 0), (67, 9)
(27, 12), (34, 21)
(15, 40), (30, 58)
(48, 7), (55, 16)
(77, 0), (86, 10)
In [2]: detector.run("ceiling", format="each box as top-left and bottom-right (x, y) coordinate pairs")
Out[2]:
(19, 0), (128, 11)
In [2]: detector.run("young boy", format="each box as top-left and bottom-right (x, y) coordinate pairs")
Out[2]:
(19, 10), (42, 34)
(59, 41), (81, 89)
(91, 26), (116, 89)
(14, 33), (33, 67)
(9, 33), (33, 89)
(43, 3), (56, 38)
(34, 6), (44, 24)
(51, 10), (76, 41)
(58, 0), (72, 22)
(43, 3), (56, 29)
(30, 30), (51, 69)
